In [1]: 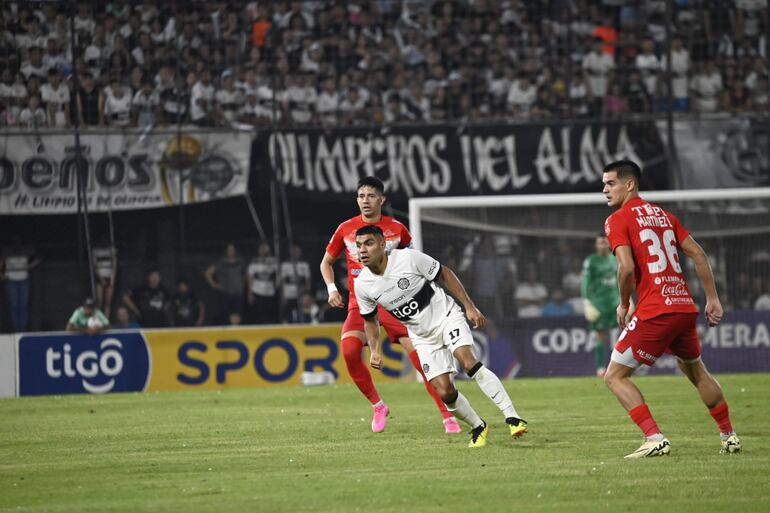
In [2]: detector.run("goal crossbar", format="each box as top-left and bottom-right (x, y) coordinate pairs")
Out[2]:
(408, 187), (770, 250)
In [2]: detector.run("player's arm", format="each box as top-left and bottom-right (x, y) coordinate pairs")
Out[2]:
(363, 314), (382, 370)
(614, 245), (635, 329)
(681, 235), (723, 326)
(439, 265), (486, 329)
(320, 251), (344, 308)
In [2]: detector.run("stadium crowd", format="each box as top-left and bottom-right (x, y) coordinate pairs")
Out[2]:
(0, 0), (768, 129)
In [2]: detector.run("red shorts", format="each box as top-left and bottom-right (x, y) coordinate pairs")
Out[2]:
(342, 306), (409, 343)
(613, 313), (701, 367)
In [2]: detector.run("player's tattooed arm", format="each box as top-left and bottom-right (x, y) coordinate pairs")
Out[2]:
(614, 245), (635, 329)
(363, 316), (383, 369)
(438, 266), (486, 329)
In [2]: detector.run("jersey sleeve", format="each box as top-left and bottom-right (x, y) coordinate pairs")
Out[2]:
(68, 308), (80, 326)
(411, 250), (442, 281)
(355, 284), (378, 319)
(399, 224), (413, 249)
(669, 212), (691, 245)
(605, 213), (630, 253)
(325, 224), (345, 258)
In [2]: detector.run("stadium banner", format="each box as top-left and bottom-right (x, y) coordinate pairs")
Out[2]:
(0, 129), (250, 215)
(510, 311), (770, 378)
(142, 324), (407, 391)
(14, 324), (409, 396)
(0, 335), (16, 398)
(17, 331), (152, 396)
(252, 121), (669, 204)
(657, 117), (770, 189)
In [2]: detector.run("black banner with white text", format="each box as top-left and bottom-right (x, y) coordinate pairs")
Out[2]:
(252, 121), (669, 206)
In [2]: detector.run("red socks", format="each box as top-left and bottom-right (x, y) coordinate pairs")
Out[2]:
(628, 404), (661, 437)
(408, 350), (453, 420)
(341, 337), (381, 404)
(709, 402), (734, 434)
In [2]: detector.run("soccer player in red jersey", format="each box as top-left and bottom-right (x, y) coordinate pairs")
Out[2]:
(320, 177), (460, 434)
(601, 160), (741, 458)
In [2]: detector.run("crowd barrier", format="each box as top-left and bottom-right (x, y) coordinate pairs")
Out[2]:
(1, 310), (768, 398)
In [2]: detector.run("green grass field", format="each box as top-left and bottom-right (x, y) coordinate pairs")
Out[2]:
(1, 374), (768, 513)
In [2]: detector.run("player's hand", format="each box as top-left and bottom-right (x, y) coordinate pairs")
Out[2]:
(466, 306), (486, 329)
(705, 299), (723, 327)
(583, 299), (600, 322)
(369, 351), (382, 370)
(328, 290), (344, 309)
(616, 304), (630, 329)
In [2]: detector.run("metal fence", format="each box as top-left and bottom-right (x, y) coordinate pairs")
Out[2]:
(1, 0), (769, 332)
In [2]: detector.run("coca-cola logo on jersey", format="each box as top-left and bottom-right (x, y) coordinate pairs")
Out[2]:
(661, 283), (689, 296)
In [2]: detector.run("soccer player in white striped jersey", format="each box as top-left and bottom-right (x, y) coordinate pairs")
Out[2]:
(354, 225), (528, 448)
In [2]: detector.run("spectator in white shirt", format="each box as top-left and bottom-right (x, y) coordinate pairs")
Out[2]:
(507, 75), (537, 117)
(515, 266), (548, 318)
(582, 39), (614, 115)
(190, 69), (217, 126)
(132, 80), (160, 127)
(0, 70), (27, 121)
(690, 61), (723, 113)
(74, 3), (96, 35)
(40, 69), (70, 128)
(661, 37), (690, 111)
(100, 77), (132, 127)
(42, 37), (70, 73)
(20, 46), (48, 81)
(339, 85), (369, 125)
(635, 38), (661, 97)
(216, 69), (244, 124)
(18, 95), (47, 128)
(285, 73), (317, 124)
(316, 76), (340, 125)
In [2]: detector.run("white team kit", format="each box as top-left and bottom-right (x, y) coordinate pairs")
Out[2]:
(355, 248), (474, 380)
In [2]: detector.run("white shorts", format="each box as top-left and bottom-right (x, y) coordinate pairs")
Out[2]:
(410, 308), (474, 381)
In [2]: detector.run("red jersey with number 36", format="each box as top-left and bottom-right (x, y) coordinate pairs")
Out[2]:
(604, 197), (697, 321)
(326, 215), (412, 310)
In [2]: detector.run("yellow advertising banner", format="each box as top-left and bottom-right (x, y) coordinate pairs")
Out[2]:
(145, 324), (410, 391)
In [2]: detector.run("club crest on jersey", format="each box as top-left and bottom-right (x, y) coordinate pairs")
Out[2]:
(398, 278), (409, 290)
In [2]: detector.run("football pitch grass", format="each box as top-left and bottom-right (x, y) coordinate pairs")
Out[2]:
(1, 374), (768, 513)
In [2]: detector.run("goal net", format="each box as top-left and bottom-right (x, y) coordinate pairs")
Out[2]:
(409, 188), (770, 376)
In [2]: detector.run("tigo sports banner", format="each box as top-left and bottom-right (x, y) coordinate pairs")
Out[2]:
(0, 129), (250, 214)
(143, 324), (407, 391)
(15, 324), (409, 396)
(252, 121), (669, 207)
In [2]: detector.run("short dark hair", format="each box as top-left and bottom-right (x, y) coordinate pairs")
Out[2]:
(603, 159), (642, 183)
(355, 225), (384, 239)
(356, 176), (385, 195)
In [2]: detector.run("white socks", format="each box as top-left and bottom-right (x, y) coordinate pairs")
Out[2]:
(445, 391), (483, 429)
(471, 365), (519, 419)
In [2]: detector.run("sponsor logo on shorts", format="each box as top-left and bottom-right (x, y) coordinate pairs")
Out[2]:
(398, 278), (409, 290)
(422, 363), (430, 373)
(636, 348), (658, 363)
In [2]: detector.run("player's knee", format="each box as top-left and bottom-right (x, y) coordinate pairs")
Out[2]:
(434, 382), (457, 404)
(603, 369), (620, 389)
(341, 337), (364, 363)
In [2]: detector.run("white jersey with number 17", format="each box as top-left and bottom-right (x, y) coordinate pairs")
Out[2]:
(355, 249), (457, 339)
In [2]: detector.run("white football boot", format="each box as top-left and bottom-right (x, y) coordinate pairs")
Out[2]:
(624, 437), (671, 459)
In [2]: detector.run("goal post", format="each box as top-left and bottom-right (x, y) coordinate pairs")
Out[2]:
(409, 187), (770, 319)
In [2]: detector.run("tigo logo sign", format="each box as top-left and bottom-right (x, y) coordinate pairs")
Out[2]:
(19, 333), (151, 396)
